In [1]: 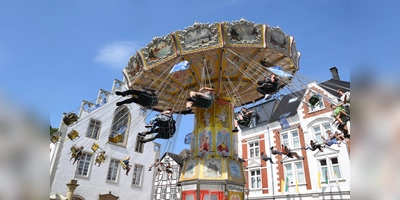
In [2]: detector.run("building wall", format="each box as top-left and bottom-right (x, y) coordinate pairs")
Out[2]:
(50, 80), (158, 200)
(152, 154), (182, 200)
(238, 82), (351, 199)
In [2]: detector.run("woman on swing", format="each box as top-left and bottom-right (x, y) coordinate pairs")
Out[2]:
(181, 87), (215, 114)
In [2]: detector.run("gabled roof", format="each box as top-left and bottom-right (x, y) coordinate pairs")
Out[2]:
(161, 152), (184, 166)
(269, 89), (306, 123)
(320, 79), (350, 98)
(268, 79), (350, 123)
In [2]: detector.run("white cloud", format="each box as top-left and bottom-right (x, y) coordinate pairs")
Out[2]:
(94, 41), (138, 69)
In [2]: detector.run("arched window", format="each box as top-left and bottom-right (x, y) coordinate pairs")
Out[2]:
(110, 106), (131, 147)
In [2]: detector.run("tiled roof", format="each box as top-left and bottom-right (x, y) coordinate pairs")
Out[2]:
(161, 152), (184, 166)
(269, 79), (350, 123)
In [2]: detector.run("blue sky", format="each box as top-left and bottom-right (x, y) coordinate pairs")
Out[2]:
(1, 0), (398, 154)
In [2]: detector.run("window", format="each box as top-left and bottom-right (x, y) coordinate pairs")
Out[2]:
(313, 123), (331, 143)
(132, 164), (144, 187)
(250, 170), (261, 189)
(320, 157), (342, 182)
(153, 189), (158, 199)
(284, 161), (305, 184)
(319, 157), (342, 183)
(135, 135), (144, 153)
(110, 106), (131, 147)
(161, 188), (166, 199)
(107, 159), (120, 182)
(309, 98), (325, 112)
(75, 153), (92, 177)
(281, 129), (300, 148)
(172, 165), (179, 179)
(170, 188), (176, 200)
(249, 141), (260, 158)
(86, 119), (101, 139)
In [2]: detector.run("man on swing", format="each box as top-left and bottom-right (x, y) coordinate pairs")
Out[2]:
(181, 87), (215, 114)
(256, 74), (279, 100)
(115, 86), (158, 107)
(139, 108), (176, 143)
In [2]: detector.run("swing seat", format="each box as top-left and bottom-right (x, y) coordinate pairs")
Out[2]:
(109, 134), (123, 143)
(95, 154), (107, 164)
(70, 145), (79, 158)
(63, 113), (79, 126)
(238, 118), (252, 127)
(50, 135), (60, 144)
(156, 119), (176, 139)
(137, 92), (158, 107)
(91, 142), (100, 153)
(120, 160), (127, 170)
(308, 95), (320, 107)
(67, 130), (80, 141)
(194, 96), (213, 109)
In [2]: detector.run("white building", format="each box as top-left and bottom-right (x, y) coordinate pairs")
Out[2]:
(239, 67), (351, 199)
(50, 79), (160, 200)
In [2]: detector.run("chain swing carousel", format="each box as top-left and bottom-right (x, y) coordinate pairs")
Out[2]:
(121, 19), (300, 200)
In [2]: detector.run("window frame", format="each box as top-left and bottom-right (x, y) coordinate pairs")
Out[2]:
(248, 140), (260, 158)
(308, 97), (325, 113)
(249, 169), (262, 189)
(75, 152), (93, 178)
(134, 135), (144, 153)
(106, 159), (120, 183)
(312, 123), (332, 144)
(110, 106), (131, 147)
(131, 164), (144, 187)
(284, 161), (306, 186)
(85, 119), (102, 139)
(280, 128), (300, 149)
(318, 156), (343, 183)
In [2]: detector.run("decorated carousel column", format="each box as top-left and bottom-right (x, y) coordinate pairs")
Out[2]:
(179, 95), (245, 200)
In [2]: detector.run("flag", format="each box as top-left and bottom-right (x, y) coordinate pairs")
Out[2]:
(169, 61), (190, 74)
(295, 179), (299, 193)
(278, 116), (290, 130)
(184, 132), (192, 144)
(318, 172), (322, 188)
(334, 171), (339, 186)
(266, 66), (293, 78)
(324, 169), (329, 184)
(280, 179), (285, 194)
(285, 176), (290, 192)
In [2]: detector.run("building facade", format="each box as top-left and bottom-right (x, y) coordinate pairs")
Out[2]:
(239, 68), (351, 199)
(151, 152), (185, 200)
(50, 79), (160, 200)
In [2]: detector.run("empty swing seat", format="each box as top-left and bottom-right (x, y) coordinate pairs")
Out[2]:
(137, 93), (158, 107)
(67, 130), (80, 141)
(194, 96), (213, 109)
(109, 134), (123, 143)
(63, 113), (79, 126)
(91, 142), (100, 153)
(50, 135), (60, 144)
(308, 95), (320, 106)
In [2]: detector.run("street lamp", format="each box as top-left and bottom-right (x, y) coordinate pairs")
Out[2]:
(244, 188), (250, 200)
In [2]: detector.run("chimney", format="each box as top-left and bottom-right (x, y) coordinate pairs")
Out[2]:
(330, 67), (340, 80)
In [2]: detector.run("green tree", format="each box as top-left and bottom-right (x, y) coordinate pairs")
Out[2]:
(50, 125), (59, 136)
